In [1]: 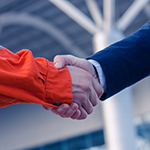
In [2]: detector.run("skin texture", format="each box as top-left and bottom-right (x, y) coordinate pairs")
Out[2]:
(44, 55), (104, 120)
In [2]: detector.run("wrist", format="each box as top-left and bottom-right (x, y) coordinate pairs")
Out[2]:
(88, 59), (106, 91)
(92, 65), (100, 82)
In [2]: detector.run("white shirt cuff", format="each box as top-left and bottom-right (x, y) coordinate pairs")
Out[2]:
(88, 59), (106, 90)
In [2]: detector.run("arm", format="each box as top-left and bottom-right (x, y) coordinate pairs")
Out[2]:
(51, 55), (103, 119)
(52, 21), (150, 119)
(0, 46), (102, 120)
(88, 21), (150, 100)
(0, 46), (72, 108)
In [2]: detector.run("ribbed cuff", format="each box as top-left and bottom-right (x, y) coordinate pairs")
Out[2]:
(45, 61), (72, 108)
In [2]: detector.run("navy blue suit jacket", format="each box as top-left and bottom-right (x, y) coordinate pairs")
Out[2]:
(88, 21), (150, 100)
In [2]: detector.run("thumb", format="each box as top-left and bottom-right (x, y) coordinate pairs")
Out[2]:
(53, 55), (75, 69)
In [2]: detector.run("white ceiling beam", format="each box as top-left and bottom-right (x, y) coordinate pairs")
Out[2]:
(117, 0), (149, 31)
(85, 0), (103, 29)
(103, 0), (115, 32)
(0, 0), (16, 9)
(49, 0), (99, 35)
(144, 3), (150, 19)
(0, 12), (86, 57)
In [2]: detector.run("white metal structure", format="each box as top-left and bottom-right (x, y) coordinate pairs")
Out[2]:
(49, 0), (99, 34)
(0, 0), (149, 150)
(0, 12), (86, 57)
(49, 0), (150, 150)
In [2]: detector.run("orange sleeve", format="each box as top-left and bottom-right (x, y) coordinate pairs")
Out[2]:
(0, 46), (72, 108)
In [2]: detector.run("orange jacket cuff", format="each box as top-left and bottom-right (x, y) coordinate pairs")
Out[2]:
(44, 61), (72, 108)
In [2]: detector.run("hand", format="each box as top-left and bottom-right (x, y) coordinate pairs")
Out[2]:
(47, 55), (103, 120)
(54, 55), (98, 79)
(70, 65), (102, 118)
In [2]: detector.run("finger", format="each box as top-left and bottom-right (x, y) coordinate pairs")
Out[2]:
(72, 87), (94, 115)
(72, 92), (93, 115)
(71, 109), (81, 119)
(54, 55), (66, 69)
(75, 59), (97, 77)
(92, 78), (104, 98)
(54, 55), (75, 69)
(42, 105), (51, 110)
(77, 107), (88, 120)
(81, 99), (94, 115)
(60, 103), (79, 118)
(51, 104), (70, 115)
(54, 55), (98, 80)
(89, 88), (99, 107)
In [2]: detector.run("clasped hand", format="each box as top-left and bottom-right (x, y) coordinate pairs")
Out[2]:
(44, 55), (104, 120)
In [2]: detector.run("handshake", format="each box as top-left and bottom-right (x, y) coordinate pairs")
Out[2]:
(43, 55), (104, 120)
(1, 20), (149, 121)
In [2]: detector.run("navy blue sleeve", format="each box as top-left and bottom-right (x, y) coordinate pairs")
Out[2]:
(87, 21), (150, 100)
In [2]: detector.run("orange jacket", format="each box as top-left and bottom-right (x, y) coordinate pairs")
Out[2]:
(0, 46), (72, 108)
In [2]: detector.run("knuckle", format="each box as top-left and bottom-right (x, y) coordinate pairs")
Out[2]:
(88, 107), (93, 114)
(60, 115), (66, 118)
(98, 87), (104, 98)
(83, 83), (91, 92)
(80, 115), (87, 120)
(71, 110), (80, 120)
(81, 94), (87, 101)
(93, 99), (98, 107)
(61, 113), (70, 118)
(71, 103), (79, 110)
(64, 114), (70, 118)
(54, 55), (60, 61)
(76, 93), (87, 102)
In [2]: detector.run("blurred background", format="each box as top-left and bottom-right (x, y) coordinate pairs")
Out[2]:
(0, 0), (150, 150)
